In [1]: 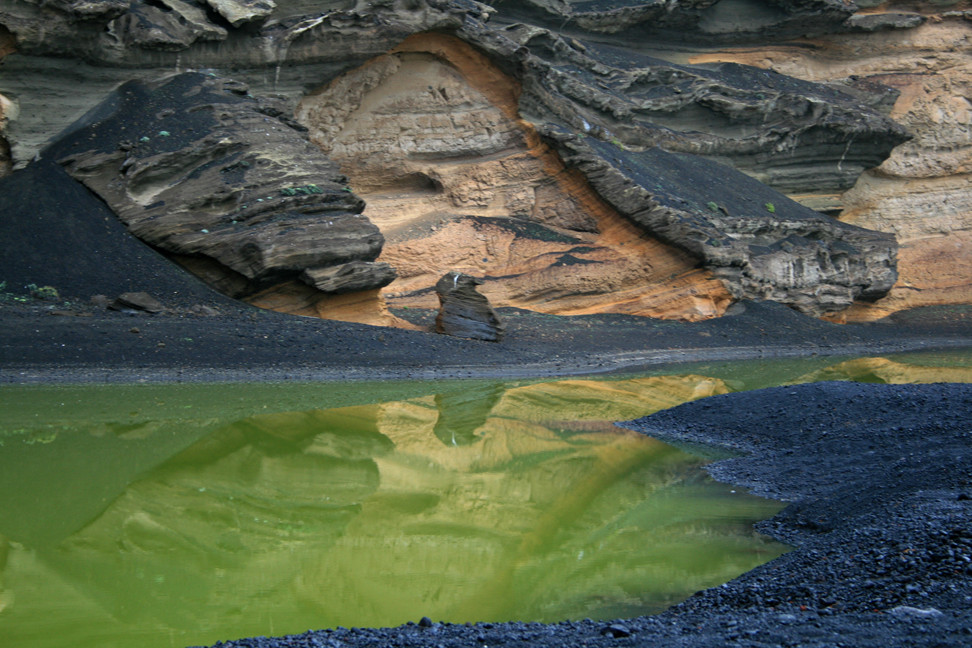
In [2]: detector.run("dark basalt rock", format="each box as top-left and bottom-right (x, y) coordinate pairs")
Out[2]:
(434, 271), (505, 342)
(110, 291), (166, 313)
(113, 0), (228, 51)
(488, 0), (857, 44)
(301, 261), (397, 295)
(50, 73), (383, 300)
(544, 128), (898, 315)
(481, 22), (910, 196)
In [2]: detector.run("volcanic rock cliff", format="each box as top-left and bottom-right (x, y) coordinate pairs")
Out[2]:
(0, 0), (968, 327)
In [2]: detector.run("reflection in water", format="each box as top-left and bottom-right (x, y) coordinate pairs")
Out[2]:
(792, 356), (972, 385)
(0, 374), (796, 648)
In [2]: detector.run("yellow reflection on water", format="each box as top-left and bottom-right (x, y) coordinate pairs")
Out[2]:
(2, 350), (971, 647)
(0, 375), (785, 648)
(791, 356), (972, 385)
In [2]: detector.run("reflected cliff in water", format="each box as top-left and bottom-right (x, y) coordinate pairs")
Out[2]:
(1, 351), (969, 648)
(0, 374), (784, 648)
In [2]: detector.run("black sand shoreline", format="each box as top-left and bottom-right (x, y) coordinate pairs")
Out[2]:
(4, 336), (972, 385)
(3, 298), (971, 385)
(3, 301), (972, 648)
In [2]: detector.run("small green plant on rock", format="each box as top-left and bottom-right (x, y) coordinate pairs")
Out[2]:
(765, 202), (776, 213)
(28, 284), (60, 300)
(280, 184), (324, 197)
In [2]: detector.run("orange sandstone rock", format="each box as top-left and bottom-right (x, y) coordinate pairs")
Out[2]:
(297, 33), (733, 322)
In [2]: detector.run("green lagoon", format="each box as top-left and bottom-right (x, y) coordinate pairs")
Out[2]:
(1, 350), (970, 648)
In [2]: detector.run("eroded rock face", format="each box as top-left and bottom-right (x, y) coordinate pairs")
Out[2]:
(296, 31), (897, 317)
(435, 271), (505, 342)
(547, 131), (898, 315)
(297, 32), (734, 321)
(1, 0), (941, 325)
(48, 72), (407, 325)
(688, 10), (972, 319)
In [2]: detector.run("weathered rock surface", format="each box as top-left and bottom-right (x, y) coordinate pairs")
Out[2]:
(45, 72), (412, 326)
(546, 130), (898, 315)
(301, 261), (397, 295)
(493, 0), (858, 44)
(687, 9), (972, 318)
(486, 22), (909, 199)
(434, 271), (505, 341)
(297, 32), (733, 321)
(3, 0), (961, 326)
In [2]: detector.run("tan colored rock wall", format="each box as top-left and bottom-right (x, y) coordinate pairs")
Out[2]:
(690, 11), (972, 319)
(297, 33), (732, 322)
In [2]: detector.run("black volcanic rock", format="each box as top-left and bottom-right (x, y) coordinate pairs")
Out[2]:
(490, 0), (857, 44)
(301, 261), (397, 295)
(50, 73), (383, 299)
(483, 22), (910, 196)
(435, 271), (505, 342)
(544, 129), (898, 315)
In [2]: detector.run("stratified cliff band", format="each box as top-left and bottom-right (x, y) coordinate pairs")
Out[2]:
(1, 0), (969, 326)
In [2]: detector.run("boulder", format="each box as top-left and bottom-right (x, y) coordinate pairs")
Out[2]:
(301, 261), (397, 295)
(111, 291), (166, 313)
(434, 272), (504, 342)
(50, 73), (384, 313)
(204, 0), (275, 28)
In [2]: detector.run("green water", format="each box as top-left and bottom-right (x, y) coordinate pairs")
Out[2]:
(0, 351), (969, 648)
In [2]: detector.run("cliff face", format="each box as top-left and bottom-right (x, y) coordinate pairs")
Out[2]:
(681, 5), (972, 319)
(1, 0), (967, 325)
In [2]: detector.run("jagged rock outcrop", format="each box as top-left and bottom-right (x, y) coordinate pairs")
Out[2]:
(3, 0), (957, 325)
(686, 7), (972, 319)
(434, 271), (505, 341)
(47, 72), (407, 326)
(482, 22), (910, 201)
(296, 32), (733, 321)
(545, 130), (898, 314)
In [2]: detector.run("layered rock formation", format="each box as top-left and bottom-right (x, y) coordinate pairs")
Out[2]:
(2, 0), (964, 326)
(684, 5), (972, 319)
(48, 72), (407, 326)
(434, 271), (505, 341)
(295, 32), (733, 320)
